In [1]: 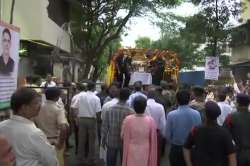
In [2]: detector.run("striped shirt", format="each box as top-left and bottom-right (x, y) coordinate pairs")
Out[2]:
(101, 102), (134, 148)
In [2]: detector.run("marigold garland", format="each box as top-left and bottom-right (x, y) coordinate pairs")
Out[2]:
(106, 49), (180, 86)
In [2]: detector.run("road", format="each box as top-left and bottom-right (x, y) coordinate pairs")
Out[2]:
(65, 135), (170, 166)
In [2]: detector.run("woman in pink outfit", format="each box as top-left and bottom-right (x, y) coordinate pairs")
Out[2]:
(121, 96), (157, 166)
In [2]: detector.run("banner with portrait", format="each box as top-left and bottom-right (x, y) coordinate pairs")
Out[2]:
(205, 56), (219, 80)
(0, 21), (20, 110)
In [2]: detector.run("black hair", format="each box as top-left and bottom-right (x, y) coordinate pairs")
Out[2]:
(11, 88), (39, 114)
(217, 87), (227, 102)
(2, 28), (11, 40)
(119, 88), (131, 101)
(87, 81), (95, 91)
(133, 96), (147, 114)
(76, 83), (86, 91)
(147, 90), (156, 99)
(205, 101), (221, 121)
(192, 86), (205, 97)
(45, 87), (61, 101)
(101, 84), (108, 91)
(134, 81), (142, 91)
(237, 94), (250, 107)
(176, 89), (190, 105)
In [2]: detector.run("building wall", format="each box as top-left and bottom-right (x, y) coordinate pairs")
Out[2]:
(0, 0), (71, 53)
(231, 45), (250, 64)
(242, 0), (250, 21)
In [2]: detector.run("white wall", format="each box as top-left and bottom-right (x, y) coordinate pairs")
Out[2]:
(1, 0), (71, 53)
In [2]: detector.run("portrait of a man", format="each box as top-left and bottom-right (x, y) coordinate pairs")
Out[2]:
(0, 28), (14, 75)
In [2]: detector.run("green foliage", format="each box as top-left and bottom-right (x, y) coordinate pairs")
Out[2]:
(151, 35), (204, 69)
(135, 37), (152, 49)
(69, 0), (182, 79)
(182, 0), (241, 60)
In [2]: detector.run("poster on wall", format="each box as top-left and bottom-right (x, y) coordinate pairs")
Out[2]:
(0, 21), (20, 110)
(205, 56), (219, 80)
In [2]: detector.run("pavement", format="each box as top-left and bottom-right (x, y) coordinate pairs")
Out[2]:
(65, 135), (170, 166)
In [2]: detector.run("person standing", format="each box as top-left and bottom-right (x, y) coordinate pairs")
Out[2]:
(190, 86), (206, 122)
(121, 96), (157, 166)
(70, 83), (86, 154)
(128, 81), (147, 107)
(216, 87), (233, 126)
(102, 88), (134, 166)
(73, 81), (101, 165)
(115, 52), (132, 87)
(40, 74), (56, 88)
(183, 101), (237, 166)
(165, 90), (201, 166)
(35, 87), (68, 166)
(224, 94), (250, 166)
(0, 88), (58, 166)
(146, 90), (166, 165)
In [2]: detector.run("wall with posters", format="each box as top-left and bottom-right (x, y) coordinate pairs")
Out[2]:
(0, 0), (70, 53)
(0, 21), (20, 110)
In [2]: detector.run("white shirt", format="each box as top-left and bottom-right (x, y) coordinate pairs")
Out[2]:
(71, 93), (81, 108)
(101, 98), (119, 120)
(40, 81), (56, 87)
(145, 99), (166, 135)
(74, 91), (101, 118)
(128, 91), (147, 107)
(0, 115), (58, 166)
(217, 101), (233, 126)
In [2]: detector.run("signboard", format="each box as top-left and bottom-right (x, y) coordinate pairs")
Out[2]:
(0, 21), (20, 110)
(205, 56), (219, 80)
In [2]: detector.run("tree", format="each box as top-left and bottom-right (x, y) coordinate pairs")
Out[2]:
(183, 0), (241, 61)
(10, 0), (16, 24)
(148, 11), (203, 69)
(69, 0), (182, 80)
(135, 37), (152, 48)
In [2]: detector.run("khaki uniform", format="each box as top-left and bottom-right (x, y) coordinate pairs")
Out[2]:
(35, 100), (68, 166)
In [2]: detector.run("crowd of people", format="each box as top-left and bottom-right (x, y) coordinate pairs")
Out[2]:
(0, 76), (250, 166)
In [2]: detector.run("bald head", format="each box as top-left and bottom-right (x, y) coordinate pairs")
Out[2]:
(0, 135), (15, 166)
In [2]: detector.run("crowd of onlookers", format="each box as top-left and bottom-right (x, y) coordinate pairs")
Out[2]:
(0, 75), (250, 166)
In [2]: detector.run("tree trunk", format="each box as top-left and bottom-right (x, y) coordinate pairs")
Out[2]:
(92, 65), (99, 82)
(10, 0), (15, 24)
(213, 0), (219, 57)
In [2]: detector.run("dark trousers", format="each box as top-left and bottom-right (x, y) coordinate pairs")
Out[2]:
(77, 118), (96, 164)
(117, 71), (130, 87)
(169, 145), (186, 166)
(238, 150), (250, 166)
(107, 147), (123, 166)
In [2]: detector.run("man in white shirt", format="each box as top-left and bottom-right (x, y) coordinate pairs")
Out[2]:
(216, 87), (233, 126)
(70, 83), (86, 154)
(128, 81), (147, 107)
(0, 88), (58, 166)
(146, 90), (166, 135)
(145, 90), (166, 163)
(40, 74), (56, 88)
(72, 81), (101, 165)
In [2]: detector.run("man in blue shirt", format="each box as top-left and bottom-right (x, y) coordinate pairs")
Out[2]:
(166, 89), (201, 166)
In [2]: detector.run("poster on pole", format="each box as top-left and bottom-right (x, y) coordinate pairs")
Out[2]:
(0, 21), (20, 110)
(205, 56), (219, 80)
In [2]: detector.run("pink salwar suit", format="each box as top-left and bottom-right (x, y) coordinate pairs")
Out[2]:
(121, 114), (157, 166)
